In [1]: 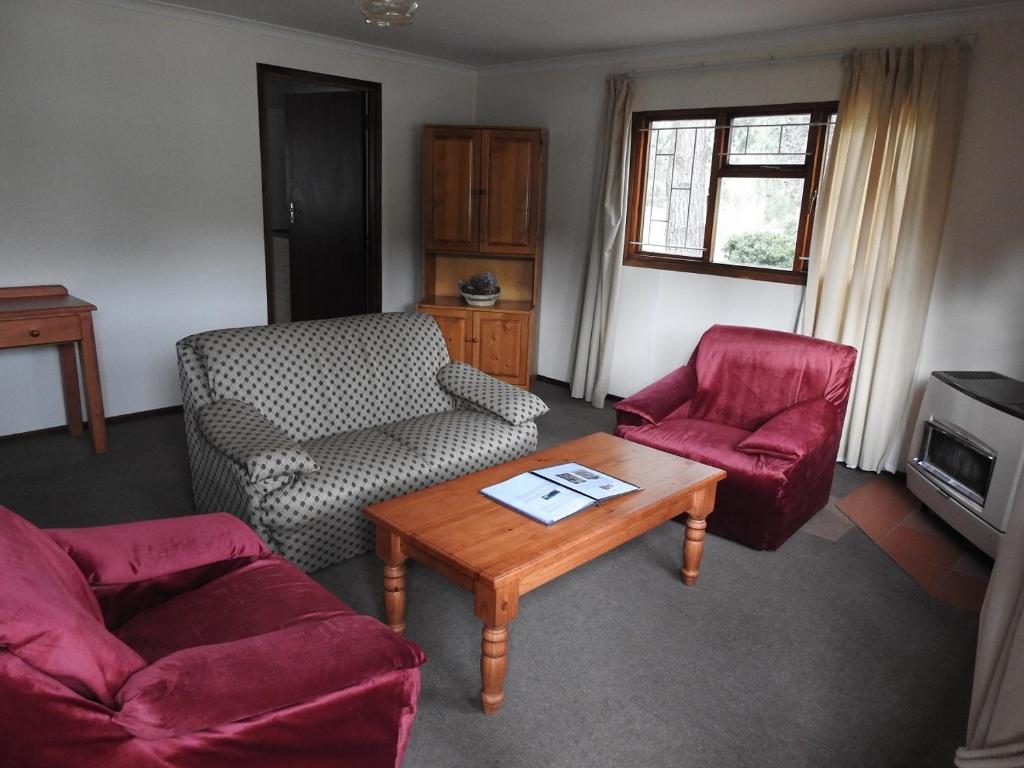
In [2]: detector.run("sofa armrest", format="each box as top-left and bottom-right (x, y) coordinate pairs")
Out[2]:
(614, 365), (698, 428)
(47, 513), (270, 587)
(113, 614), (426, 740)
(736, 397), (838, 461)
(438, 362), (548, 425)
(197, 399), (319, 483)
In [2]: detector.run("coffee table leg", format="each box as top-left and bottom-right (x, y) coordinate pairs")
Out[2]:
(682, 484), (717, 586)
(474, 582), (519, 715)
(384, 562), (407, 634)
(481, 625), (508, 714)
(376, 527), (407, 634)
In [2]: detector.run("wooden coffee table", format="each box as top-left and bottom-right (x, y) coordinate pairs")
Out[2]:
(364, 432), (725, 715)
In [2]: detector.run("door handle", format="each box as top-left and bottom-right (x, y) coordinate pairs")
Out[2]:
(289, 202), (300, 224)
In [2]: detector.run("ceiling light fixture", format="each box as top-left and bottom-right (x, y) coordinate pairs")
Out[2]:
(356, 0), (418, 28)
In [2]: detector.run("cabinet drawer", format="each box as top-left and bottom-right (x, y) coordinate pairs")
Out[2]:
(0, 315), (81, 348)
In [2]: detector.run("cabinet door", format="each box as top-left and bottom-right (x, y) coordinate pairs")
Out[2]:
(424, 127), (479, 252)
(474, 312), (529, 386)
(479, 129), (543, 255)
(421, 306), (472, 363)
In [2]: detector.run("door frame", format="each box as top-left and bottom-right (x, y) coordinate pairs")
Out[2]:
(256, 63), (383, 322)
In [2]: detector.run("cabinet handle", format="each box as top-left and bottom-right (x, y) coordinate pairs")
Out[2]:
(465, 337), (472, 342)
(472, 337), (480, 343)
(29, 329), (41, 337)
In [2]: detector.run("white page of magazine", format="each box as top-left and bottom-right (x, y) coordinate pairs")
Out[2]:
(531, 463), (639, 501)
(481, 473), (593, 525)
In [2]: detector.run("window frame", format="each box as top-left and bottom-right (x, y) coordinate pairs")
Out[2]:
(623, 101), (839, 285)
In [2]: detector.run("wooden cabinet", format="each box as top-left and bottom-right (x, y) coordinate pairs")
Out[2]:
(421, 125), (545, 389)
(418, 300), (530, 387)
(424, 127), (543, 256)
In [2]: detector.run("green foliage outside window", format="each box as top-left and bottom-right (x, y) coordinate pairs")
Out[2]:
(721, 231), (795, 268)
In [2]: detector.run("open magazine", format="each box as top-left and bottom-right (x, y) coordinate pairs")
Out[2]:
(481, 463), (641, 525)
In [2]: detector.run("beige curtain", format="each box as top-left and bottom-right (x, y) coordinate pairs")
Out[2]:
(955, 492), (1024, 767)
(570, 75), (633, 405)
(801, 43), (968, 470)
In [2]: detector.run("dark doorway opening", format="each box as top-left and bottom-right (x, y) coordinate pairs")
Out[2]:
(257, 64), (382, 323)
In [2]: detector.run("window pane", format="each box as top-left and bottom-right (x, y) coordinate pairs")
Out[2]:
(727, 113), (810, 165)
(711, 177), (804, 270)
(640, 118), (715, 257)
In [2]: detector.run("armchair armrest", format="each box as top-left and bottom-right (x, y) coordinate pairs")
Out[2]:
(614, 365), (698, 428)
(438, 362), (548, 426)
(113, 614), (426, 739)
(47, 513), (269, 587)
(736, 397), (838, 461)
(197, 399), (319, 483)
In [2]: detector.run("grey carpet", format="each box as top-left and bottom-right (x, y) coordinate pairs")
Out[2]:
(0, 380), (976, 767)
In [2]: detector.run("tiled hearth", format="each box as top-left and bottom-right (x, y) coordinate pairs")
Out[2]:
(837, 475), (992, 612)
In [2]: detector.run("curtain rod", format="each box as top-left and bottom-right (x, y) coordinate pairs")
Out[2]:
(628, 34), (975, 78)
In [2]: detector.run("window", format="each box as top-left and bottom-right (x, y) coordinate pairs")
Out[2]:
(624, 102), (838, 284)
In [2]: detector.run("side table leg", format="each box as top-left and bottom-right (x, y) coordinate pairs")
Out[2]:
(480, 625), (509, 715)
(78, 314), (108, 454)
(681, 484), (717, 586)
(57, 343), (83, 436)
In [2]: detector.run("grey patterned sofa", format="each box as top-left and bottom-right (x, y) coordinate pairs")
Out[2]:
(177, 312), (547, 572)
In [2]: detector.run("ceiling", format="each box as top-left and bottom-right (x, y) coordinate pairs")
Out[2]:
(163, 0), (996, 66)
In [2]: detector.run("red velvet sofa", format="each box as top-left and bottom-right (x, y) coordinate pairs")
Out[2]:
(0, 506), (425, 768)
(614, 325), (857, 550)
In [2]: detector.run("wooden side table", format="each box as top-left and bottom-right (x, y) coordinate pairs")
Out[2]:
(0, 285), (108, 453)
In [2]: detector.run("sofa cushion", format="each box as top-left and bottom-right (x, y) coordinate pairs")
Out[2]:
(198, 399), (320, 482)
(263, 427), (437, 535)
(115, 556), (352, 662)
(687, 325), (856, 431)
(0, 506), (145, 705)
(617, 418), (792, 498)
(379, 409), (539, 483)
(436, 362), (549, 425)
(114, 613), (426, 740)
(190, 313), (454, 441)
(48, 512), (271, 587)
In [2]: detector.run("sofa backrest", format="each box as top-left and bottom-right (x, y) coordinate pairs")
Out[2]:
(0, 506), (145, 705)
(179, 312), (455, 441)
(688, 325), (857, 432)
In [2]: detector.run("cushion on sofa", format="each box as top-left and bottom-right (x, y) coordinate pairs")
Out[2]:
(115, 556), (353, 662)
(0, 506), (145, 705)
(197, 399), (320, 483)
(114, 613), (426, 740)
(436, 362), (548, 425)
(379, 409), (539, 483)
(47, 512), (271, 587)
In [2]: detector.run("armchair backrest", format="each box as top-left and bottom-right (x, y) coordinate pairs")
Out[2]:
(688, 325), (857, 432)
(177, 312), (455, 442)
(0, 506), (144, 706)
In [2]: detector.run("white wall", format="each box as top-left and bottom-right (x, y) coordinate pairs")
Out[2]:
(916, 20), (1024, 382)
(476, 7), (1024, 403)
(0, 0), (475, 436)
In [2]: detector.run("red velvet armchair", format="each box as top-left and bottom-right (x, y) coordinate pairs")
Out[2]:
(615, 325), (857, 550)
(0, 506), (425, 768)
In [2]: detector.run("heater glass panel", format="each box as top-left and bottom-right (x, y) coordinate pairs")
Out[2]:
(920, 420), (995, 506)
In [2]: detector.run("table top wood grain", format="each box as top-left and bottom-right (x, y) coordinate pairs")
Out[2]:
(366, 432), (725, 593)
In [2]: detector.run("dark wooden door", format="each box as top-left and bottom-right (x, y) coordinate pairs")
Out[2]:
(479, 129), (542, 255)
(285, 91), (368, 321)
(424, 126), (479, 252)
